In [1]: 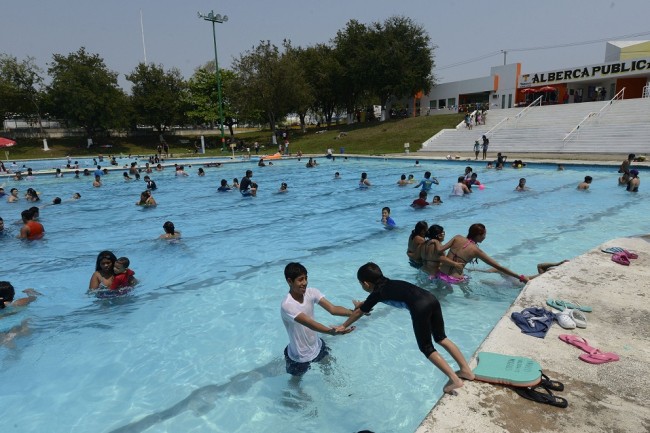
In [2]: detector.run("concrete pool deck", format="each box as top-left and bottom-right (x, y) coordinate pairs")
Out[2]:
(416, 235), (650, 433)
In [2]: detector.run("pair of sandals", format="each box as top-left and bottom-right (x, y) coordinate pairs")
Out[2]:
(513, 373), (568, 408)
(602, 247), (638, 266)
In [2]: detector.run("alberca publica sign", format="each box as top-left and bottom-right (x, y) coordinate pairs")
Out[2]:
(519, 58), (650, 87)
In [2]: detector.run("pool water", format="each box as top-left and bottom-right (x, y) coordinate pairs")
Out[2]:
(1, 157), (648, 433)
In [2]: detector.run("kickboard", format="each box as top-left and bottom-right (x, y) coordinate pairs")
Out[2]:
(473, 352), (542, 387)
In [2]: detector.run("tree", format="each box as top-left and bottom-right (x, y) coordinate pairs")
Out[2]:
(298, 44), (342, 127)
(126, 63), (188, 133)
(186, 63), (239, 137)
(283, 44), (314, 133)
(0, 54), (45, 128)
(46, 47), (127, 139)
(231, 40), (305, 132)
(369, 16), (434, 118)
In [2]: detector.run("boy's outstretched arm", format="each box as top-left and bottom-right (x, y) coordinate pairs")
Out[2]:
(317, 298), (355, 317)
(334, 308), (365, 332)
(294, 313), (353, 335)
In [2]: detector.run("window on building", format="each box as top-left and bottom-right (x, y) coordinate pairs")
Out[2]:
(429, 100), (436, 109)
(447, 98), (456, 109)
(438, 99), (446, 109)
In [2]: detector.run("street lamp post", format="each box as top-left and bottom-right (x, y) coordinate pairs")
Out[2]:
(198, 10), (228, 154)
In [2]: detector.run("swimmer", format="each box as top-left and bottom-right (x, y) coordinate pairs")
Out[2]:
(156, 163), (163, 171)
(407, 221), (428, 268)
(175, 165), (189, 176)
(627, 169), (640, 192)
(397, 174), (409, 186)
(123, 172), (132, 181)
(55, 168), (63, 178)
(217, 179), (232, 192)
(486, 162), (493, 169)
(25, 188), (40, 202)
(160, 221), (181, 240)
(93, 175), (102, 187)
(437, 223), (528, 284)
(381, 207), (396, 229)
(414, 160), (420, 167)
(278, 182), (288, 193)
(198, 168), (205, 176)
(144, 175), (157, 190)
(451, 177), (470, 196)
(232, 178), (240, 189)
(280, 262), (355, 377)
(432, 195), (443, 205)
(111, 257), (137, 290)
(333, 262), (475, 395)
(411, 190), (429, 208)
(7, 188), (19, 203)
(0, 281), (41, 308)
(136, 190), (157, 206)
(515, 178), (529, 191)
(359, 172), (371, 188)
(407, 174), (415, 183)
(18, 208), (44, 240)
(577, 176), (592, 190)
(258, 158), (266, 167)
(420, 225), (461, 277)
(557, 164), (564, 171)
(52, 197), (62, 205)
(334, 172), (341, 179)
(0, 216), (4, 234)
(72, 193), (81, 200)
(240, 170), (254, 196)
(618, 154), (634, 175)
(414, 171), (439, 192)
(89, 251), (117, 290)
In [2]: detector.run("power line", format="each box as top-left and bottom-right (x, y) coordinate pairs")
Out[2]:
(435, 30), (650, 71)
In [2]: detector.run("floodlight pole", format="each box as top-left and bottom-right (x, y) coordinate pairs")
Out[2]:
(198, 10), (228, 154)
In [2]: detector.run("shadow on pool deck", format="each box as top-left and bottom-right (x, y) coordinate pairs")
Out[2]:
(416, 235), (650, 433)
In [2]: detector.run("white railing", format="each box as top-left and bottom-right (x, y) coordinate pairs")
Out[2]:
(643, 85), (650, 98)
(514, 96), (543, 127)
(482, 115), (510, 138)
(563, 87), (625, 142)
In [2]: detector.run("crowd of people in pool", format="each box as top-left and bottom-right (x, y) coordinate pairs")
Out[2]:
(0, 151), (644, 396)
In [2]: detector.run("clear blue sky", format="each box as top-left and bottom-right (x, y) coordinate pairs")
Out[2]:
(2, 0), (649, 91)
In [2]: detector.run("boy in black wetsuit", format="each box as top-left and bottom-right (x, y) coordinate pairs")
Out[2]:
(335, 262), (474, 394)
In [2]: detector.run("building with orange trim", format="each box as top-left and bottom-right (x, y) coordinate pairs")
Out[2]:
(415, 41), (650, 115)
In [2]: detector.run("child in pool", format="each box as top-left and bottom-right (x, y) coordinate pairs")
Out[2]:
(111, 257), (137, 290)
(381, 207), (396, 229)
(333, 262), (475, 394)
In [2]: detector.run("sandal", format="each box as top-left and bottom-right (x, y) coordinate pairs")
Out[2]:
(540, 373), (564, 392)
(514, 385), (568, 408)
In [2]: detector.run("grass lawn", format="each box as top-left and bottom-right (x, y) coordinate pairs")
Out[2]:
(1, 113), (463, 160)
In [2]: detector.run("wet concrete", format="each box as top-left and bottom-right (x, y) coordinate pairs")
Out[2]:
(416, 235), (650, 433)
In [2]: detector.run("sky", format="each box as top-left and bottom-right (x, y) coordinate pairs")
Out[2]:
(2, 0), (649, 91)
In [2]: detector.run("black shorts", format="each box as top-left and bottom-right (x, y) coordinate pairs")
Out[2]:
(284, 340), (330, 376)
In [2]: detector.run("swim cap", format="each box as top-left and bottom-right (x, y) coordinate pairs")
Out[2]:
(630, 169), (639, 176)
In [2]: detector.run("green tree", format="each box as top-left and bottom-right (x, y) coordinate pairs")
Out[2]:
(126, 63), (188, 133)
(231, 40), (304, 132)
(283, 44), (314, 133)
(369, 16), (434, 118)
(298, 44), (343, 127)
(186, 63), (239, 138)
(0, 54), (45, 129)
(46, 47), (127, 140)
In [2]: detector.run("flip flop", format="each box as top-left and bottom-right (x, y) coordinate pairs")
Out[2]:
(558, 334), (598, 353)
(622, 250), (638, 259)
(546, 299), (593, 313)
(513, 386), (568, 408)
(611, 253), (630, 266)
(579, 350), (620, 365)
(540, 373), (564, 392)
(601, 246), (625, 254)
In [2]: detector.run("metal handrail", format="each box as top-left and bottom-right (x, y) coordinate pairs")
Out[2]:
(563, 87), (625, 142)
(514, 96), (543, 127)
(482, 115), (509, 138)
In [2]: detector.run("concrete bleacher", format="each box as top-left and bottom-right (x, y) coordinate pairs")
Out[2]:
(421, 97), (650, 154)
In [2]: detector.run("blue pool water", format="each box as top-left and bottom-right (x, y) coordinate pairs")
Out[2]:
(1, 156), (648, 433)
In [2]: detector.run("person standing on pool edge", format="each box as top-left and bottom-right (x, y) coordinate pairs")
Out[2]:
(333, 262), (475, 394)
(280, 262), (355, 376)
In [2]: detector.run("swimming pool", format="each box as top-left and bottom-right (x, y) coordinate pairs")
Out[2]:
(1, 157), (648, 433)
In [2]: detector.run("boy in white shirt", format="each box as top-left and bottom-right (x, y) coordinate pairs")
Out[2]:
(280, 262), (355, 376)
